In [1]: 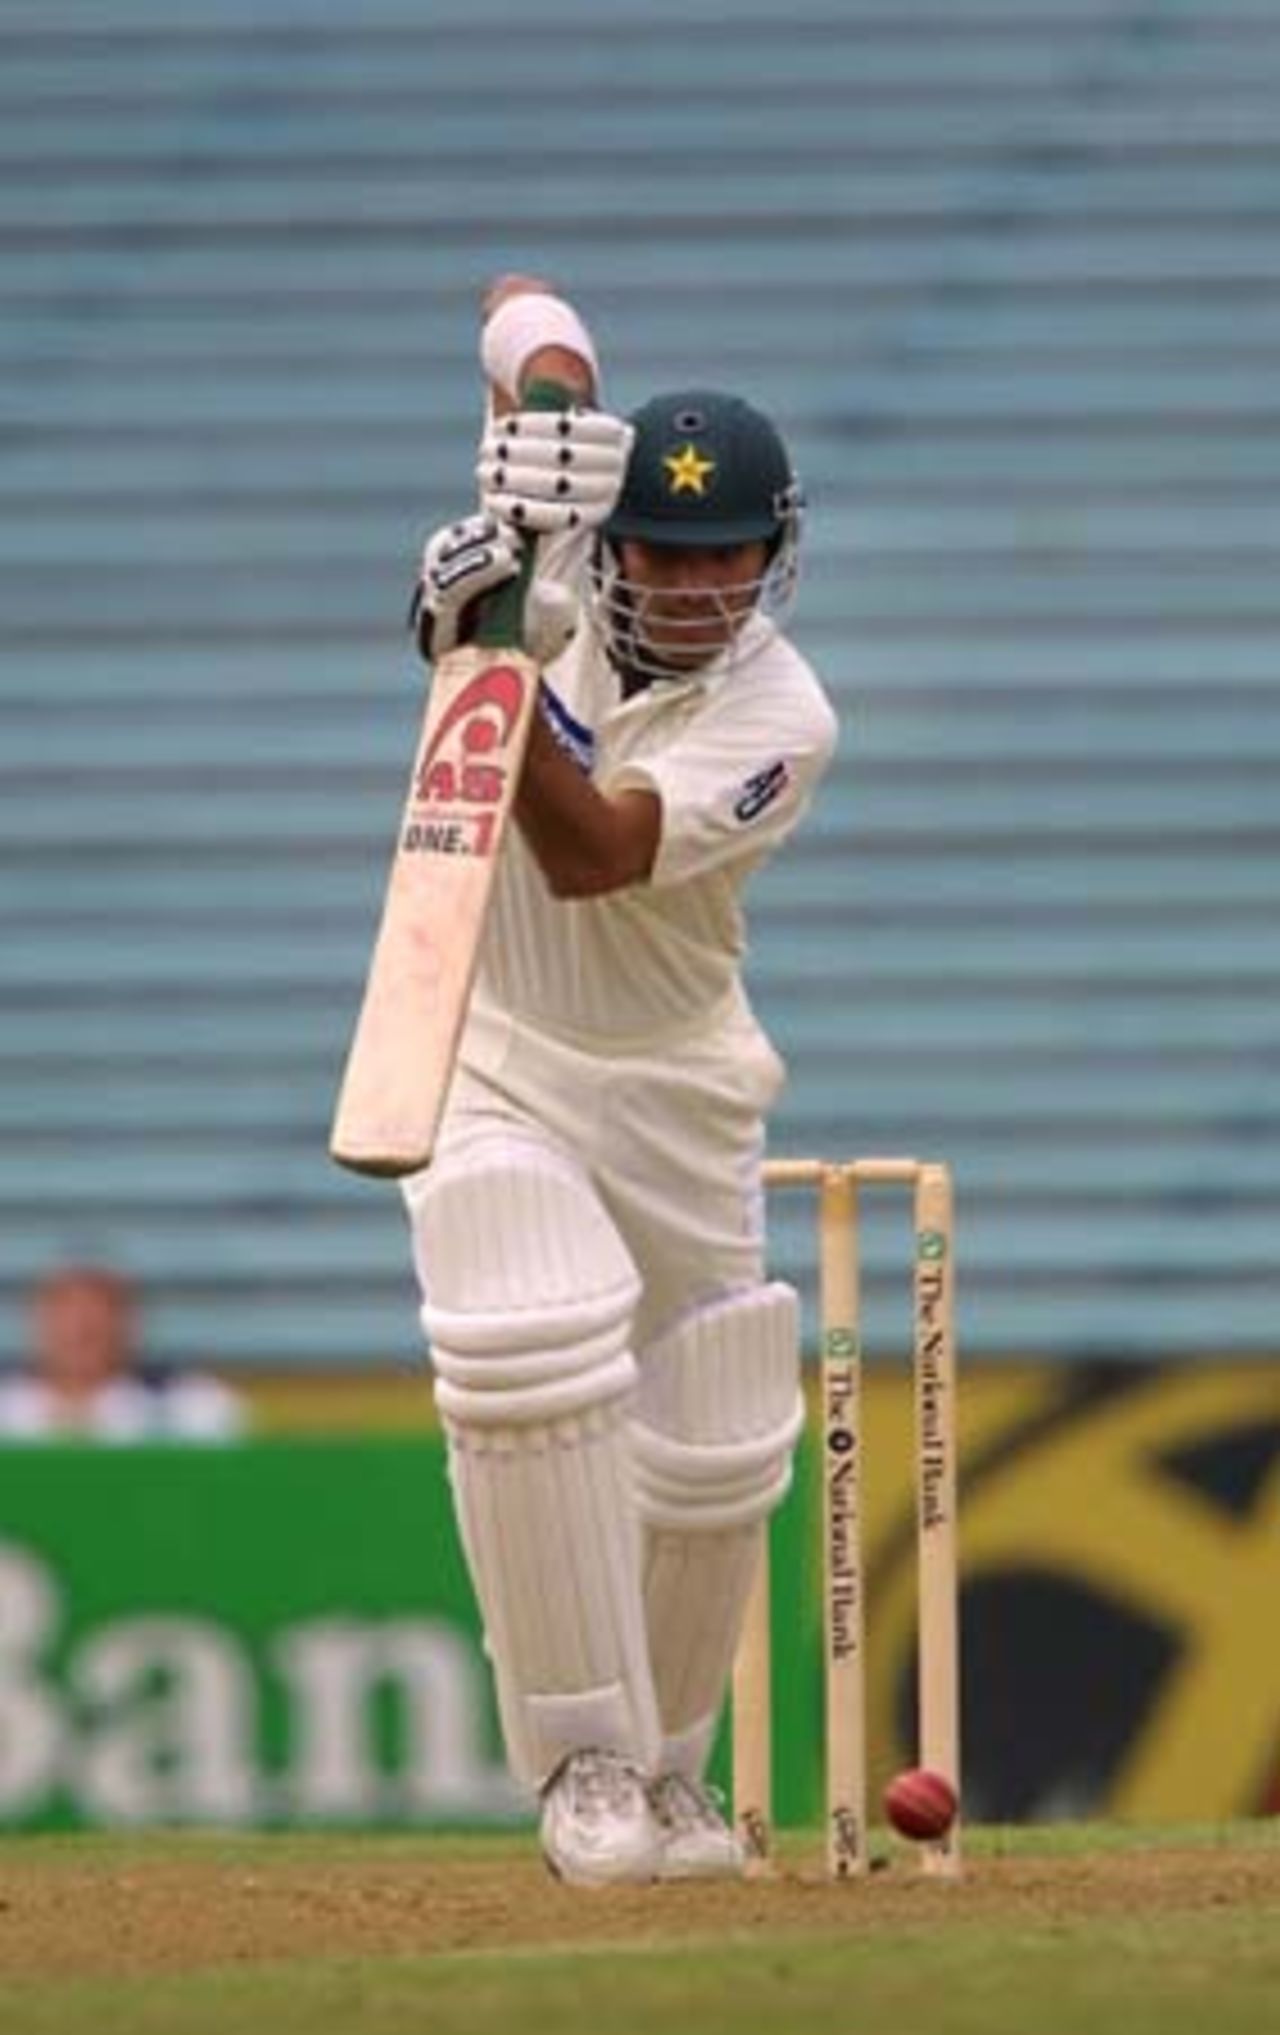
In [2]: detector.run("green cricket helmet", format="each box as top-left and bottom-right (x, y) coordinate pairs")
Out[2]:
(594, 389), (804, 685)
(604, 389), (802, 550)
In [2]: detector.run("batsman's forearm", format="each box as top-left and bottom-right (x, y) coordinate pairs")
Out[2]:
(489, 344), (596, 418)
(515, 710), (659, 899)
(483, 271), (598, 419)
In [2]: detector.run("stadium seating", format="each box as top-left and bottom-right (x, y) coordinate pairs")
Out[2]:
(1, 0), (1277, 1364)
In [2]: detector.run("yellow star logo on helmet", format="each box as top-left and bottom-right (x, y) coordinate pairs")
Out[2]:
(662, 443), (717, 497)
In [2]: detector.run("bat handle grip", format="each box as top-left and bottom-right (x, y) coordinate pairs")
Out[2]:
(471, 376), (577, 652)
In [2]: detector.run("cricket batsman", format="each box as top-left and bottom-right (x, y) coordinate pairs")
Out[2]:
(401, 276), (837, 1883)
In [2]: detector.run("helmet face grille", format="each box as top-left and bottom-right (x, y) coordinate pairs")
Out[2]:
(588, 520), (802, 688)
(605, 388), (800, 549)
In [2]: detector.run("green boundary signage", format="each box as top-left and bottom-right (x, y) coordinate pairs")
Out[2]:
(4, 1354), (1279, 1831)
(0, 1438), (818, 1832)
(0, 1440), (520, 1829)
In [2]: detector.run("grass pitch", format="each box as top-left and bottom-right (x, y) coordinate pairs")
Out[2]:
(1, 1822), (1277, 2035)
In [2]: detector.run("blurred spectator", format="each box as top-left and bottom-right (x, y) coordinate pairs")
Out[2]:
(0, 1263), (245, 1442)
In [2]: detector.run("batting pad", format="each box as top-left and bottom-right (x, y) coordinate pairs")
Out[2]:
(408, 1141), (660, 1788)
(631, 1283), (803, 1763)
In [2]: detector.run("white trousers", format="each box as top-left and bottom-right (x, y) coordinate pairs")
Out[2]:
(433, 993), (784, 1346)
(401, 994), (792, 1788)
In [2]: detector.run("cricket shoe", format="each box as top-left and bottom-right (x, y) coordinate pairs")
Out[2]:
(539, 1749), (665, 1888)
(649, 1773), (745, 1881)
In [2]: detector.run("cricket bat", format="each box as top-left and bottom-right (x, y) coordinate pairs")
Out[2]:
(330, 376), (574, 1178)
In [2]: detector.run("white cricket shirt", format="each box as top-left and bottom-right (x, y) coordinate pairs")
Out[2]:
(466, 601), (837, 1055)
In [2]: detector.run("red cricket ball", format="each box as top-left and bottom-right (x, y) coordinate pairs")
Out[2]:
(883, 1767), (958, 1841)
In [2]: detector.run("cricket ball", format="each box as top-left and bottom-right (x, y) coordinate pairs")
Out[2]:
(883, 1767), (958, 1841)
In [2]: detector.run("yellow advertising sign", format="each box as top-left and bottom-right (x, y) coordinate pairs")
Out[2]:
(860, 1360), (1280, 1822)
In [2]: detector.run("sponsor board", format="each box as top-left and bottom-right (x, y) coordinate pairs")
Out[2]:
(0, 1441), (519, 1829)
(3, 1360), (1278, 1830)
(712, 1359), (1280, 1826)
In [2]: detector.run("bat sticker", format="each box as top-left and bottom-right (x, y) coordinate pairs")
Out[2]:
(406, 663), (529, 856)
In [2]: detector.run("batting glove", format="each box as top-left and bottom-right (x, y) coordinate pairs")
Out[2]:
(476, 407), (635, 535)
(411, 512), (580, 667)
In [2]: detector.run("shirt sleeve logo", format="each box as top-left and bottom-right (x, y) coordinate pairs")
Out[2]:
(733, 759), (791, 823)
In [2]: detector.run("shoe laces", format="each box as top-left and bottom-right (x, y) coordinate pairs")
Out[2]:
(650, 1772), (729, 1835)
(557, 1750), (644, 1818)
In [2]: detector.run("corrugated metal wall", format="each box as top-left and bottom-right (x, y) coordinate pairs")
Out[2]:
(2, 0), (1278, 1365)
